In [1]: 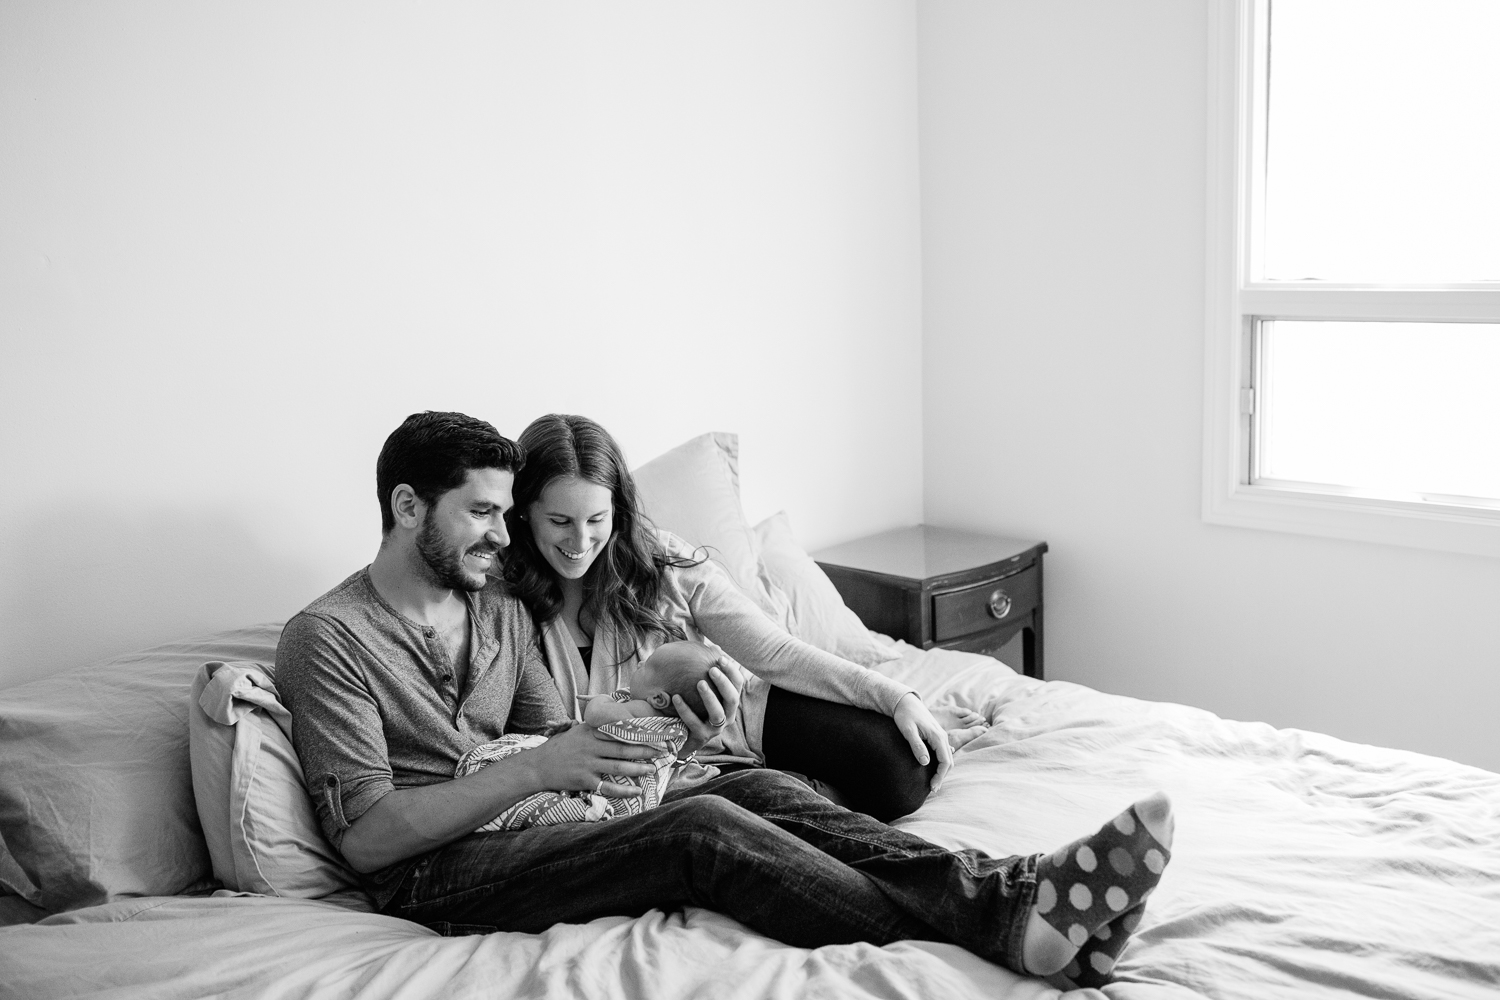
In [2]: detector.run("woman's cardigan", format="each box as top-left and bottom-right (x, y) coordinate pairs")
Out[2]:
(537, 532), (916, 762)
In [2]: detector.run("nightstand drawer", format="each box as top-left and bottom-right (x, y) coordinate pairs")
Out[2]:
(931, 565), (1039, 642)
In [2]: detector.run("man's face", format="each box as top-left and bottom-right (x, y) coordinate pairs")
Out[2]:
(414, 468), (514, 593)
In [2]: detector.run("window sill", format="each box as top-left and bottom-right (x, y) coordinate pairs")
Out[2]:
(1202, 479), (1500, 559)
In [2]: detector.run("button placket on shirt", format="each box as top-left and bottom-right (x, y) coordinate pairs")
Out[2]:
(421, 626), (461, 719)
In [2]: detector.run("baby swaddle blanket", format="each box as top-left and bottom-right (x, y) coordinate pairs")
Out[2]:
(456, 716), (689, 831)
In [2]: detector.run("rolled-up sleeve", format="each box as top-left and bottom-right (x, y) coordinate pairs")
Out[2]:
(276, 613), (395, 850)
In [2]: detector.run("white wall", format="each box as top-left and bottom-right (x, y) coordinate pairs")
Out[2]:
(10, 0), (1494, 775)
(918, 0), (1500, 772)
(0, 1), (925, 689)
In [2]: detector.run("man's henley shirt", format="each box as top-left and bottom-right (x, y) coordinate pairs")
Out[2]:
(276, 568), (567, 861)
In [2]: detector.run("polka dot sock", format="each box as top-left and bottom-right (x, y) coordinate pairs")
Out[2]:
(1056, 902), (1146, 988)
(1029, 795), (1172, 978)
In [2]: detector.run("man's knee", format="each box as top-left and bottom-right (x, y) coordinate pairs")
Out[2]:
(706, 766), (814, 808)
(667, 789), (763, 832)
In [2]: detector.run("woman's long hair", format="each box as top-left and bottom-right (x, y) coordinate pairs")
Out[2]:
(503, 414), (698, 652)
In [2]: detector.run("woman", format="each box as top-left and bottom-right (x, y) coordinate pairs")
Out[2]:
(501, 413), (958, 820)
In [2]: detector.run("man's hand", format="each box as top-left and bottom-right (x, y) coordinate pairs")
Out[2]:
(672, 657), (745, 756)
(521, 721), (662, 798)
(892, 692), (954, 792)
(338, 724), (663, 873)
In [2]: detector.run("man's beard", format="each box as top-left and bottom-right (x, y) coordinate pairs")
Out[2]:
(415, 515), (491, 593)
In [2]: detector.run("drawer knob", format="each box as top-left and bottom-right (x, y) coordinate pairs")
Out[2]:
(987, 588), (1012, 620)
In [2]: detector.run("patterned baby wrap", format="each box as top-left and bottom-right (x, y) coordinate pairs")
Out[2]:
(456, 699), (689, 832)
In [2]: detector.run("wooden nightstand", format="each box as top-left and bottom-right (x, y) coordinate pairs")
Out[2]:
(812, 525), (1047, 679)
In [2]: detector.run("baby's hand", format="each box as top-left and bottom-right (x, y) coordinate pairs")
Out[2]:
(541, 718), (577, 738)
(580, 693), (642, 726)
(578, 694), (613, 726)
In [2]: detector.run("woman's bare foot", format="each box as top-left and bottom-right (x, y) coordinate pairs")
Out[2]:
(944, 709), (989, 751)
(1020, 792), (1174, 979)
(947, 724), (988, 752)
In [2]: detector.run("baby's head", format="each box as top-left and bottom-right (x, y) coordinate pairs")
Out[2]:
(630, 641), (717, 718)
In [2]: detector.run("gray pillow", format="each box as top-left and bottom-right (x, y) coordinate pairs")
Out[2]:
(0, 624), (282, 912)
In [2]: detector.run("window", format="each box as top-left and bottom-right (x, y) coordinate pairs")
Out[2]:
(1204, 0), (1500, 556)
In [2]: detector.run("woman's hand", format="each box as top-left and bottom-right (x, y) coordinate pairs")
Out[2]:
(673, 657), (746, 756)
(892, 692), (954, 791)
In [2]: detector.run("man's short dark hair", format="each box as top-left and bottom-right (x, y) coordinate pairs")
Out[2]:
(376, 412), (525, 533)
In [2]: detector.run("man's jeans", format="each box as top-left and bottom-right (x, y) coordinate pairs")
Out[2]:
(377, 768), (1039, 971)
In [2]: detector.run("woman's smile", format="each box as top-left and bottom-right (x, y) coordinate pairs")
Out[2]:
(528, 476), (615, 580)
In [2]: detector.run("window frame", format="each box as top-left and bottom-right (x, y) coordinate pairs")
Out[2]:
(1202, 0), (1500, 558)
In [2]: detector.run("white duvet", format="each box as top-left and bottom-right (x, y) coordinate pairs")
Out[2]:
(3, 644), (1498, 1000)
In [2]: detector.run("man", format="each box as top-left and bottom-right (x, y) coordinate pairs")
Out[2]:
(277, 411), (1172, 982)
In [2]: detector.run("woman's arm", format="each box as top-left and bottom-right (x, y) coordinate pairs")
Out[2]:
(673, 552), (953, 788)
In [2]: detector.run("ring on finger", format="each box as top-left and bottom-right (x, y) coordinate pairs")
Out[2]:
(593, 778), (605, 795)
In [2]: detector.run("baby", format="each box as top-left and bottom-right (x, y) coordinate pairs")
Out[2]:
(455, 640), (719, 831)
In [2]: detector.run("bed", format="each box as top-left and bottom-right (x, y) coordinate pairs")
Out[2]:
(4, 434), (1499, 1000)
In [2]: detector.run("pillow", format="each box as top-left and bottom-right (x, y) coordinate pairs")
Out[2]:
(752, 511), (900, 668)
(0, 832), (41, 907)
(188, 661), (369, 909)
(0, 624), (282, 912)
(632, 432), (767, 600)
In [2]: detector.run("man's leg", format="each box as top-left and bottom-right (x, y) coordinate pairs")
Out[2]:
(380, 792), (940, 951)
(667, 768), (1036, 967)
(383, 770), (1172, 980)
(669, 769), (1174, 976)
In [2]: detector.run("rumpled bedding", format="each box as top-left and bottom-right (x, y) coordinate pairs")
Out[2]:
(3, 643), (1498, 1000)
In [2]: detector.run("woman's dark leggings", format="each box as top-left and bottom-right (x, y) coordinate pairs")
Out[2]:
(760, 686), (937, 822)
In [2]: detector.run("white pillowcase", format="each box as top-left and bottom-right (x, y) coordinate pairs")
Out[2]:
(752, 511), (900, 668)
(631, 431), (899, 667)
(188, 660), (370, 909)
(632, 432), (768, 602)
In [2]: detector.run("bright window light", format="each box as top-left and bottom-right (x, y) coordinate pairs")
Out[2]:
(1262, 0), (1500, 282)
(1205, 0), (1500, 554)
(1256, 321), (1500, 505)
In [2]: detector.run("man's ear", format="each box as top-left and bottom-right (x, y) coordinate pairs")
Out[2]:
(389, 484), (425, 531)
(648, 691), (673, 711)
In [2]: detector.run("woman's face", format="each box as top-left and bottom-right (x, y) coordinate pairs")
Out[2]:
(526, 476), (615, 582)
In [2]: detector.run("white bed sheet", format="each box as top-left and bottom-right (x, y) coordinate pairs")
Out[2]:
(3, 643), (1497, 1000)
(885, 645), (1500, 1000)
